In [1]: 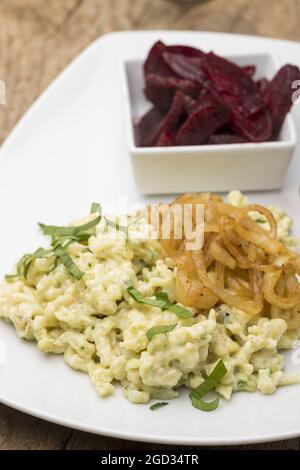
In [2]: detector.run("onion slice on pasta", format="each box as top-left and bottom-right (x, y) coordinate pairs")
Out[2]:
(157, 192), (300, 328)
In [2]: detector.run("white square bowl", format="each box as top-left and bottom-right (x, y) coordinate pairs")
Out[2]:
(120, 52), (297, 195)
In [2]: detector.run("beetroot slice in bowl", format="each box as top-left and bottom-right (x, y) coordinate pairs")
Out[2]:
(203, 52), (264, 117)
(176, 103), (230, 146)
(144, 74), (175, 110)
(135, 91), (185, 147)
(183, 95), (199, 115)
(230, 108), (273, 142)
(144, 40), (173, 77)
(183, 81), (225, 118)
(134, 107), (166, 147)
(154, 90), (186, 144)
(165, 44), (205, 58)
(198, 81), (225, 107)
(140, 41), (299, 148)
(145, 73), (202, 110)
(156, 130), (175, 146)
(264, 64), (300, 132)
(162, 52), (206, 84)
(256, 78), (269, 96)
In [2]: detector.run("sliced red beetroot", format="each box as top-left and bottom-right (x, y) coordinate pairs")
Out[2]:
(198, 81), (225, 107)
(176, 104), (230, 146)
(230, 108), (273, 142)
(140, 42), (300, 147)
(144, 41), (172, 77)
(134, 107), (165, 147)
(155, 90), (186, 142)
(183, 95), (198, 114)
(243, 65), (256, 77)
(183, 82), (228, 120)
(135, 91), (185, 147)
(162, 52), (206, 84)
(256, 78), (269, 95)
(156, 130), (175, 146)
(208, 133), (248, 145)
(165, 45), (205, 58)
(203, 52), (264, 117)
(264, 64), (300, 132)
(145, 73), (202, 110)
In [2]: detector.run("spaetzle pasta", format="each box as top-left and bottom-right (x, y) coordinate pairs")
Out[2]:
(0, 192), (299, 406)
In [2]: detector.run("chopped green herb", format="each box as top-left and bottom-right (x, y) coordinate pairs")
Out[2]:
(167, 303), (193, 319)
(146, 324), (176, 342)
(39, 214), (101, 238)
(54, 246), (84, 280)
(90, 202), (101, 214)
(5, 204), (103, 282)
(189, 393), (220, 412)
(127, 287), (193, 319)
(154, 292), (169, 302)
(189, 360), (227, 412)
(5, 274), (19, 282)
(155, 292), (193, 318)
(51, 233), (90, 250)
(8, 247), (53, 281)
(46, 257), (59, 275)
(16, 253), (32, 278)
(23, 247), (52, 279)
(192, 360), (227, 398)
(127, 287), (166, 309)
(149, 402), (169, 411)
(256, 218), (266, 224)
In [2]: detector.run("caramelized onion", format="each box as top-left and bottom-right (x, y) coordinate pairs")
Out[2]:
(156, 192), (300, 328)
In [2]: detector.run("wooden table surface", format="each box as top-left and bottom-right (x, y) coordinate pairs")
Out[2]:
(1, 0), (300, 451)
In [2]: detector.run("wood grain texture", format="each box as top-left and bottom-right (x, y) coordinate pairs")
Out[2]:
(1, 0), (300, 450)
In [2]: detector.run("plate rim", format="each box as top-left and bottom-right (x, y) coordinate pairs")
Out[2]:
(1, 390), (300, 446)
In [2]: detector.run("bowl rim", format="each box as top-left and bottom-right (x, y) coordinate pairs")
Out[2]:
(120, 50), (297, 154)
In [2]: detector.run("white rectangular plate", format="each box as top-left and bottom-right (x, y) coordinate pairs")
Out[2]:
(0, 31), (300, 446)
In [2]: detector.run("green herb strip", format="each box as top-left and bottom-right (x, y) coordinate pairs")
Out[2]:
(54, 246), (84, 280)
(5, 274), (19, 283)
(189, 393), (220, 412)
(46, 257), (60, 275)
(192, 360), (227, 398)
(154, 292), (169, 302)
(90, 202), (101, 214)
(51, 233), (90, 250)
(149, 402), (169, 411)
(11, 248), (53, 281)
(24, 248), (52, 279)
(39, 214), (101, 238)
(167, 304), (193, 319)
(127, 287), (166, 309)
(146, 324), (176, 342)
(127, 287), (193, 319)
(189, 360), (227, 412)
(6, 204), (103, 281)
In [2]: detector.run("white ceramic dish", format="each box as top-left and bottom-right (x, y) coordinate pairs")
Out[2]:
(121, 52), (297, 194)
(0, 31), (300, 446)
